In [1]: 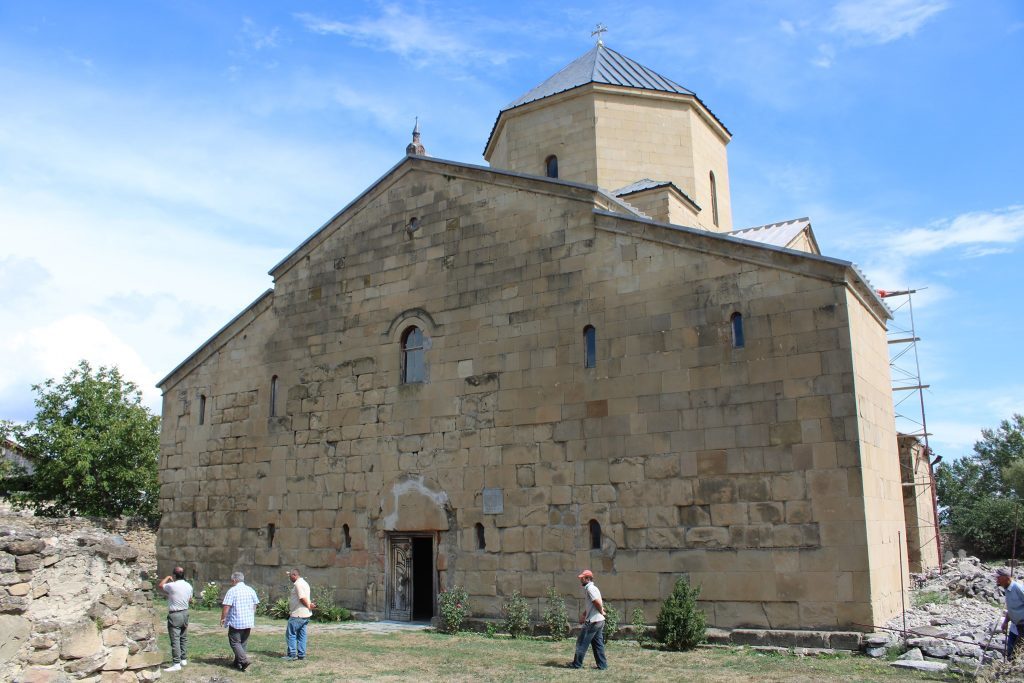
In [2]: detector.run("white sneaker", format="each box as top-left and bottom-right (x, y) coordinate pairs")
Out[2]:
(164, 664), (182, 672)
(180, 660), (188, 666)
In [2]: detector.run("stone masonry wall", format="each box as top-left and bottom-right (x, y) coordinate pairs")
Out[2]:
(158, 159), (903, 631)
(0, 523), (162, 683)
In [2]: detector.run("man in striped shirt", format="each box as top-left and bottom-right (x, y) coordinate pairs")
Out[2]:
(220, 571), (260, 672)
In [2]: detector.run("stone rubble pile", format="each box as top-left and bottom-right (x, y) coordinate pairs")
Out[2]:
(863, 555), (1015, 674)
(0, 521), (162, 683)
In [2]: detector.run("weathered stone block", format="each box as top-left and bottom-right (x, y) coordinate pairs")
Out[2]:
(102, 646), (130, 670)
(61, 620), (103, 659)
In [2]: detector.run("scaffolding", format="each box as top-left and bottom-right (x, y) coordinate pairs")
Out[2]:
(879, 288), (943, 570)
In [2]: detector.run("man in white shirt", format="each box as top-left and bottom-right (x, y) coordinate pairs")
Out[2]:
(159, 566), (193, 672)
(568, 569), (608, 670)
(283, 568), (316, 661)
(221, 571), (259, 672)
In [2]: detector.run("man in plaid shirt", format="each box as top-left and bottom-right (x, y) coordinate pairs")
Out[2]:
(220, 571), (260, 671)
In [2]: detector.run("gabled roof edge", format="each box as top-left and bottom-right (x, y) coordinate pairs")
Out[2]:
(157, 289), (274, 391)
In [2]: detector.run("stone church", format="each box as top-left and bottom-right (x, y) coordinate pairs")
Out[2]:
(157, 43), (911, 630)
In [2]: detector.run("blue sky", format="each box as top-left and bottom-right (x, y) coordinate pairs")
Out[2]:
(0, 0), (1021, 461)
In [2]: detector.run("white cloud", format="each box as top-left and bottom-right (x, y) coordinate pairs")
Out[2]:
(779, 20), (797, 36)
(295, 7), (512, 67)
(885, 205), (1024, 256)
(831, 0), (948, 44)
(812, 44), (836, 68)
(241, 18), (280, 50)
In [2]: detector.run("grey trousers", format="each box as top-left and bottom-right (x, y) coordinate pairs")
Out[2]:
(167, 610), (189, 664)
(228, 626), (251, 666)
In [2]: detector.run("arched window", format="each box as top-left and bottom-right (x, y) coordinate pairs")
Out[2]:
(342, 524), (352, 549)
(731, 312), (745, 348)
(475, 523), (486, 550)
(710, 171), (720, 227)
(269, 375), (278, 417)
(545, 155), (559, 179)
(198, 394), (206, 425)
(589, 520), (602, 550)
(583, 325), (597, 369)
(401, 326), (426, 383)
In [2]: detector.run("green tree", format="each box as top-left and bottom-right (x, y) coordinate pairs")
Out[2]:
(935, 414), (1024, 558)
(656, 576), (706, 651)
(0, 361), (160, 521)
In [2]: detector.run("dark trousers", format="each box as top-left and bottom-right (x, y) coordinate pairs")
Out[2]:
(571, 621), (608, 669)
(228, 627), (251, 667)
(167, 610), (189, 663)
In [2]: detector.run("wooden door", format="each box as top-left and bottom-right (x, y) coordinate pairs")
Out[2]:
(386, 535), (413, 621)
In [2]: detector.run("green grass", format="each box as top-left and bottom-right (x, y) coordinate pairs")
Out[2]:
(154, 611), (959, 682)
(912, 590), (953, 608)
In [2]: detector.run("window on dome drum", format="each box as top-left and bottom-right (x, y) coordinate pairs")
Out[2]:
(198, 394), (206, 425)
(401, 326), (426, 383)
(710, 171), (720, 227)
(343, 524), (352, 549)
(583, 325), (597, 368)
(269, 375), (278, 417)
(589, 520), (602, 550)
(545, 155), (559, 179)
(475, 523), (486, 550)
(731, 312), (745, 348)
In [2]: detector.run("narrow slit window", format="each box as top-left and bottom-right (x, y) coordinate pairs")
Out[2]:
(589, 520), (602, 550)
(710, 171), (720, 227)
(267, 523), (276, 550)
(401, 326), (426, 384)
(583, 325), (597, 369)
(269, 375), (278, 417)
(343, 524), (352, 549)
(731, 312), (745, 348)
(198, 394), (206, 425)
(475, 522), (486, 550)
(545, 155), (559, 179)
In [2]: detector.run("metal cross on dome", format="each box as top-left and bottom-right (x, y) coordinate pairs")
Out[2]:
(591, 23), (607, 46)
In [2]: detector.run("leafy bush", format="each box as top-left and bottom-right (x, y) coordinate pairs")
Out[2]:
(631, 607), (647, 645)
(542, 587), (569, 641)
(311, 585), (351, 623)
(604, 603), (619, 642)
(267, 597), (290, 620)
(437, 586), (470, 634)
(485, 623), (497, 638)
(656, 576), (706, 651)
(198, 582), (221, 610)
(254, 585), (272, 616)
(502, 591), (531, 638)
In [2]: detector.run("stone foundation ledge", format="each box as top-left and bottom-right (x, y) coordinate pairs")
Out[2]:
(704, 627), (862, 651)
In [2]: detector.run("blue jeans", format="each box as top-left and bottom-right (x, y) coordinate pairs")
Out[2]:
(571, 621), (607, 669)
(1009, 627), (1020, 660)
(286, 617), (310, 658)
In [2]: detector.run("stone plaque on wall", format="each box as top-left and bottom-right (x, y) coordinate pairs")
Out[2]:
(482, 488), (503, 514)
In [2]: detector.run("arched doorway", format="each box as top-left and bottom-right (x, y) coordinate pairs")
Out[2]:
(380, 474), (449, 622)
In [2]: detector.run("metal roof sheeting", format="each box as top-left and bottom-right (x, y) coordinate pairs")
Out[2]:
(730, 218), (811, 248)
(503, 44), (694, 111)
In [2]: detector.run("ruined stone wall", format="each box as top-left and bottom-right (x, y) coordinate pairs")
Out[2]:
(0, 523), (161, 683)
(898, 436), (940, 573)
(158, 161), (902, 630)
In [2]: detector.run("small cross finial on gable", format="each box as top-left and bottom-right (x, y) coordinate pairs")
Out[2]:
(591, 23), (607, 46)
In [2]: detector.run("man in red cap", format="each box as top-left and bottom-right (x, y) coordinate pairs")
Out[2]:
(567, 569), (607, 669)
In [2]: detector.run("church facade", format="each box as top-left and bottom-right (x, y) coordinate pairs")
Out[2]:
(157, 44), (909, 630)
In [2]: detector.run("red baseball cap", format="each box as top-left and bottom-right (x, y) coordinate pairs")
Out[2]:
(578, 569), (593, 579)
